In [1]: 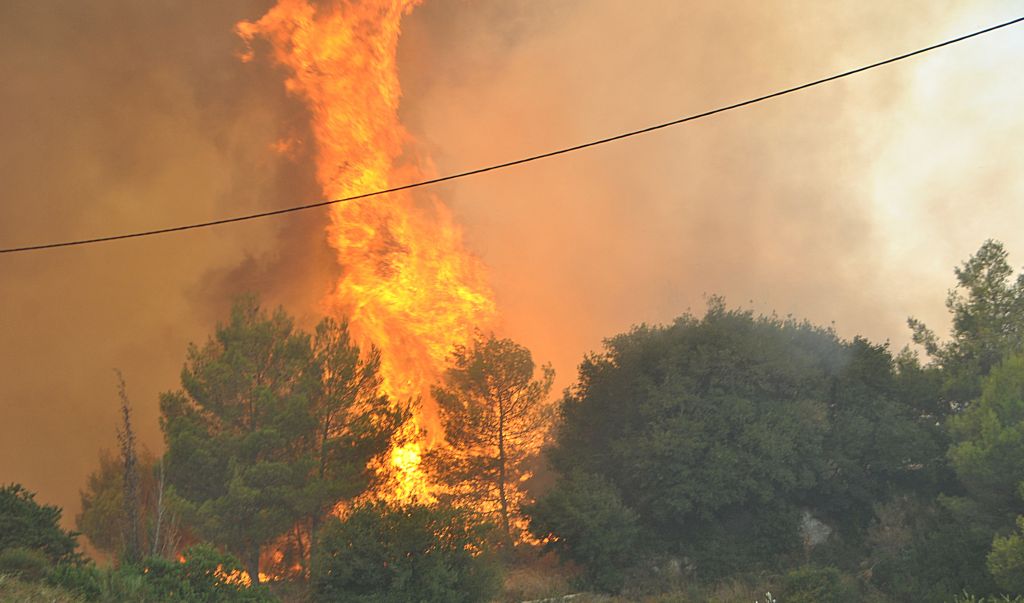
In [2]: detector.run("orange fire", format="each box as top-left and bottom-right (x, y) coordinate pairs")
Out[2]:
(237, 0), (495, 502)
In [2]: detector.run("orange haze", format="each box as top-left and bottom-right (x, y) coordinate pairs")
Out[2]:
(1, 0), (1023, 529)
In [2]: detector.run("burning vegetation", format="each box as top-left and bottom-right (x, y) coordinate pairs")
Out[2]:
(5, 2), (1024, 603)
(237, 0), (497, 505)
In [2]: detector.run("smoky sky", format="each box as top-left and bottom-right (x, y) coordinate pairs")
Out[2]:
(0, 0), (336, 525)
(399, 0), (1024, 386)
(2, 0), (1024, 528)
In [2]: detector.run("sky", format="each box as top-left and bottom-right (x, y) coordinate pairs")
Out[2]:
(1, 0), (1023, 526)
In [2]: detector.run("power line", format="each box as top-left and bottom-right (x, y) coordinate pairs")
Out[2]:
(3, 15), (1022, 255)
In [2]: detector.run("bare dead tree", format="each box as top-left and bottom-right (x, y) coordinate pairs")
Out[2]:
(151, 457), (165, 557)
(115, 370), (141, 564)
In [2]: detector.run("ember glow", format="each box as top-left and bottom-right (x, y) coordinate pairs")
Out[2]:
(237, 0), (496, 502)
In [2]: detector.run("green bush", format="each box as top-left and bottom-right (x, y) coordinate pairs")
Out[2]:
(527, 470), (640, 593)
(47, 562), (103, 600)
(312, 503), (501, 603)
(869, 496), (999, 601)
(0, 483), (81, 565)
(780, 566), (855, 603)
(44, 545), (275, 603)
(989, 517), (1024, 594)
(0, 546), (51, 582)
(140, 544), (275, 602)
(0, 573), (82, 602)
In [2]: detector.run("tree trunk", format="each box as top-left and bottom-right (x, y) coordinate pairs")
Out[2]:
(309, 515), (320, 578)
(497, 403), (512, 546)
(245, 546), (261, 585)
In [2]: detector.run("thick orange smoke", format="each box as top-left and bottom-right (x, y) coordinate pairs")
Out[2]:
(237, 0), (495, 502)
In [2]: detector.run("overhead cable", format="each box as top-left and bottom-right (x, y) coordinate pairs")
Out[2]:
(2, 14), (1022, 254)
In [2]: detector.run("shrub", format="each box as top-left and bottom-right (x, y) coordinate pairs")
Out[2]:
(140, 544), (275, 602)
(311, 503), (501, 603)
(46, 545), (275, 603)
(0, 573), (82, 603)
(780, 566), (856, 603)
(527, 470), (640, 593)
(0, 483), (81, 564)
(989, 517), (1024, 594)
(47, 562), (103, 600)
(0, 547), (51, 582)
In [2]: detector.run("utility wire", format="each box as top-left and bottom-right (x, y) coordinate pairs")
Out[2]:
(2, 15), (1023, 255)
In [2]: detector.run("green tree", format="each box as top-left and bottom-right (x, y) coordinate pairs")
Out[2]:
(114, 370), (142, 565)
(547, 302), (833, 577)
(160, 296), (313, 581)
(909, 239), (1024, 405)
(0, 483), (81, 565)
(541, 299), (935, 581)
(860, 242), (1024, 602)
(311, 503), (500, 603)
(426, 333), (554, 544)
(161, 296), (399, 582)
(948, 354), (1024, 516)
(77, 449), (182, 561)
(77, 449), (128, 557)
(810, 338), (946, 534)
(945, 355), (1024, 597)
(300, 317), (403, 572)
(867, 494), (999, 601)
(989, 514), (1024, 594)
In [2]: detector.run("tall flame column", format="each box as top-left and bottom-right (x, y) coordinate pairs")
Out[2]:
(238, 0), (496, 502)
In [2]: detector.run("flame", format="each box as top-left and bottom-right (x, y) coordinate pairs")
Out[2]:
(238, 0), (495, 502)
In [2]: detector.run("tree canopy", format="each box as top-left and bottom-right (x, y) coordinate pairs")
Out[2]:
(160, 296), (400, 582)
(0, 483), (81, 566)
(910, 239), (1024, 405)
(536, 298), (937, 580)
(427, 333), (554, 543)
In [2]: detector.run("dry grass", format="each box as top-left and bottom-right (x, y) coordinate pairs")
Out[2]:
(501, 562), (576, 602)
(0, 573), (82, 603)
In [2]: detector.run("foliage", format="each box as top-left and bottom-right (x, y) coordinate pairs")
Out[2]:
(909, 239), (1024, 405)
(45, 545), (275, 602)
(949, 355), (1024, 516)
(311, 503), (501, 603)
(138, 544), (275, 602)
(779, 566), (856, 603)
(541, 298), (936, 580)
(989, 516), (1024, 594)
(0, 573), (82, 603)
(810, 338), (947, 533)
(864, 241), (1024, 602)
(867, 495), (998, 601)
(77, 449), (181, 560)
(427, 332), (554, 543)
(527, 470), (639, 592)
(160, 296), (398, 581)
(114, 370), (142, 564)
(0, 547), (51, 582)
(46, 563), (103, 601)
(0, 483), (81, 565)
(303, 317), (401, 564)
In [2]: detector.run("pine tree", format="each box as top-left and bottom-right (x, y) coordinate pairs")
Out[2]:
(427, 333), (554, 544)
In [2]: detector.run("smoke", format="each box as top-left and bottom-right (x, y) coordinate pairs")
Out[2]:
(398, 0), (1024, 383)
(0, 0), (336, 523)
(2, 0), (1023, 526)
